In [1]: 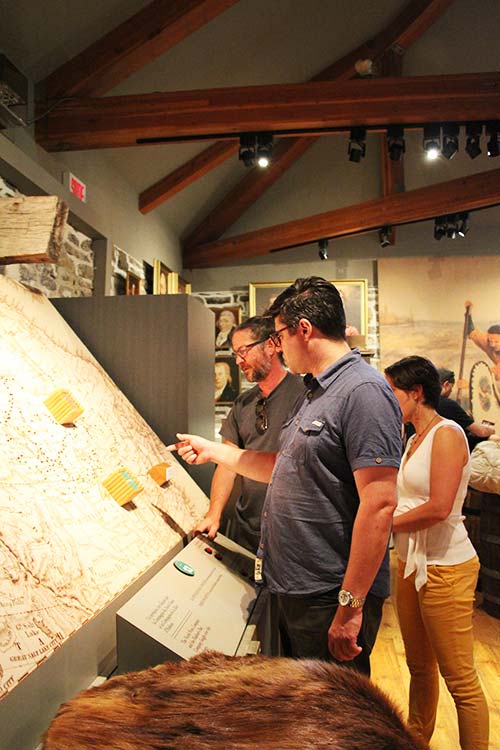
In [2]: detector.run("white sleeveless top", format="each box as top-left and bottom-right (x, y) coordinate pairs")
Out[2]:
(394, 419), (476, 590)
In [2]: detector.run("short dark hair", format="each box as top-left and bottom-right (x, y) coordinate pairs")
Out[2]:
(229, 315), (275, 344)
(487, 324), (500, 335)
(265, 277), (346, 340)
(436, 367), (455, 385)
(384, 356), (441, 409)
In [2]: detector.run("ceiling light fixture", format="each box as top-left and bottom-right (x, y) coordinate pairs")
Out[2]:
(457, 211), (470, 237)
(434, 213), (470, 241)
(256, 133), (273, 168)
(238, 133), (273, 168)
(423, 124), (441, 160)
(441, 123), (459, 160)
(386, 126), (405, 161)
(238, 133), (256, 167)
(318, 238), (329, 260)
(486, 121), (500, 157)
(465, 123), (482, 159)
(434, 215), (447, 240)
(348, 127), (366, 162)
(378, 226), (393, 248)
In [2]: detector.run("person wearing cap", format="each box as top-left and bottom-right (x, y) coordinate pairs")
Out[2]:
(436, 368), (495, 451)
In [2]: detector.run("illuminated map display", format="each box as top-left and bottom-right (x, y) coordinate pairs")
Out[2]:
(0, 276), (208, 699)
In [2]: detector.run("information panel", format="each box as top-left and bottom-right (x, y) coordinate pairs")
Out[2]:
(117, 534), (260, 670)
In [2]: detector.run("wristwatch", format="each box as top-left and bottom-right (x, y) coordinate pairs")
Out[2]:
(338, 589), (365, 608)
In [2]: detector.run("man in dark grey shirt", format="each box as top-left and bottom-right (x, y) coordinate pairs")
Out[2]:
(195, 316), (304, 552)
(169, 278), (401, 674)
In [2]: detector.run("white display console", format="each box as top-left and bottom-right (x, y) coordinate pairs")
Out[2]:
(117, 534), (269, 672)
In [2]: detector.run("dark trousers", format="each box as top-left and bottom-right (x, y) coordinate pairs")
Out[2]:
(276, 588), (384, 676)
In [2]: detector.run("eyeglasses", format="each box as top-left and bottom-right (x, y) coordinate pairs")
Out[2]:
(255, 397), (268, 434)
(231, 336), (269, 360)
(270, 325), (292, 346)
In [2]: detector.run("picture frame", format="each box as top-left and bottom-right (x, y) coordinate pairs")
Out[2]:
(142, 260), (154, 295)
(153, 259), (172, 295)
(176, 274), (192, 295)
(211, 306), (242, 350)
(125, 271), (141, 295)
(248, 279), (368, 336)
(214, 355), (240, 405)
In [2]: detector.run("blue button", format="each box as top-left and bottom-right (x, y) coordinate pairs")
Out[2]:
(174, 560), (195, 576)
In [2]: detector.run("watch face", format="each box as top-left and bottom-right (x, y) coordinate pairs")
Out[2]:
(338, 589), (351, 607)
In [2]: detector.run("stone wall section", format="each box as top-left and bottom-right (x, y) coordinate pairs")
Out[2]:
(0, 175), (94, 298)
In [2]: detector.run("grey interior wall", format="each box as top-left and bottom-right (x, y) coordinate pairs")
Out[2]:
(187, 258), (376, 294)
(1, 129), (183, 274)
(52, 294), (215, 494)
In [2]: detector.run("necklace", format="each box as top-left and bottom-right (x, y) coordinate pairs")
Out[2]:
(407, 413), (439, 457)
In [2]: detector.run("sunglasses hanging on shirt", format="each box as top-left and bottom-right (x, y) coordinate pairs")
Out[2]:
(255, 397), (268, 434)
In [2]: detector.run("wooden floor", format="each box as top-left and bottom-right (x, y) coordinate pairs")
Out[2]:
(371, 552), (500, 750)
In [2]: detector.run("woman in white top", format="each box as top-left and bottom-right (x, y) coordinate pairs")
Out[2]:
(384, 356), (489, 750)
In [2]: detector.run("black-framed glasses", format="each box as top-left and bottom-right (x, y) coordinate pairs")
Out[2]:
(255, 397), (268, 434)
(231, 336), (269, 360)
(270, 325), (292, 346)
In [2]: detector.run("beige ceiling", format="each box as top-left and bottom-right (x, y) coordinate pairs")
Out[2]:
(2, 0), (500, 266)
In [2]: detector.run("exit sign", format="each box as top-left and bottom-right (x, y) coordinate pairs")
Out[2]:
(63, 171), (87, 202)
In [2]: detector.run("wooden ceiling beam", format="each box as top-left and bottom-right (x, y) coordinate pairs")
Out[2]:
(36, 72), (500, 151)
(182, 167), (500, 268)
(139, 141), (237, 214)
(182, 0), (451, 247)
(37, 0), (239, 100)
(141, 0), (453, 218)
(312, 0), (454, 83)
(182, 137), (316, 247)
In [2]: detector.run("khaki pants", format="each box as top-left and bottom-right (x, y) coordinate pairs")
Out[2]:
(396, 556), (489, 750)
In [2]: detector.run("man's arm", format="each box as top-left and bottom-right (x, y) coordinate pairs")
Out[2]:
(328, 465), (398, 662)
(467, 421), (496, 439)
(194, 441), (238, 539)
(166, 433), (277, 483)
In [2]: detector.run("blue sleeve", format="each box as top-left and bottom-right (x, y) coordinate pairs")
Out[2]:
(342, 382), (402, 471)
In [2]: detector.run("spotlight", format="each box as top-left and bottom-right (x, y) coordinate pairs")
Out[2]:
(348, 127), (366, 162)
(423, 124), (441, 160)
(238, 133), (256, 167)
(457, 211), (470, 237)
(465, 123), (482, 159)
(378, 226), (392, 248)
(486, 121), (500, 157)
(434, 215), (447, 240)
(441, 123), (459, 160)
(256, 133), (273, 168)
(386, 125), (405, 161)
(318, 239), (329, 260)
(446, 214), (459, 239)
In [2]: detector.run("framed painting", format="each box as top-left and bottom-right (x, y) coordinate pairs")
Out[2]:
(214, 355), (240, 405)
(177, 275), (192, 295)
(211, 306), (242, 350)
(153, 259), (172, 295)
(249, 279), (368, 335)
(142, 261), (154, 295)
(125, 271), (141, 295)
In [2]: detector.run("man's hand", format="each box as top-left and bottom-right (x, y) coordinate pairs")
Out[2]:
(194, 514), (220, 540)
(166, 433), (214, 465)
(328, 605), (363, 662)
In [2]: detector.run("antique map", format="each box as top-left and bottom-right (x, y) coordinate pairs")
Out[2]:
(0, 276), (208, 699)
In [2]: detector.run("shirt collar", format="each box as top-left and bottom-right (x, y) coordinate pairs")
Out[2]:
(305, 348), (361, 393)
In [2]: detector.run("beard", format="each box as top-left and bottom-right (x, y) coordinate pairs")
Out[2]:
(245, 357), (272, 383)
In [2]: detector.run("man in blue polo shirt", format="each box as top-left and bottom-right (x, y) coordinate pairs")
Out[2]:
(168, 277), (402, 674)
